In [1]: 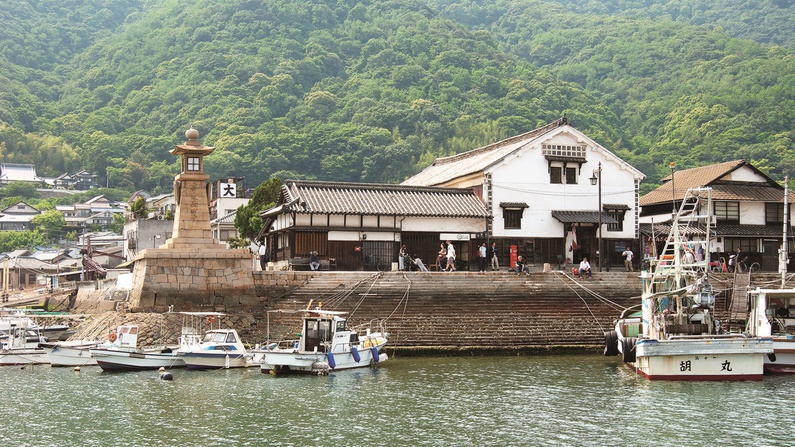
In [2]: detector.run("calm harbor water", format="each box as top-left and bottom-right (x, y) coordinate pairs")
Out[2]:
(1, 354), (792, 446)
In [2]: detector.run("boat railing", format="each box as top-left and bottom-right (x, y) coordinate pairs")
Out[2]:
(666, 333), (751, 340)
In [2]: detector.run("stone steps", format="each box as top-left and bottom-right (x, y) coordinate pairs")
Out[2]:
(268, 271), (639, 349)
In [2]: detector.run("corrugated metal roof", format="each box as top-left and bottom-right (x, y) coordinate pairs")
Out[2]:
(551, 211), (619, 224)
(267, 180), (489, 218)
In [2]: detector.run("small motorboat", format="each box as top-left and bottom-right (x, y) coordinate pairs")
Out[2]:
(0, 324), (49, 366)
(177, 312), (250, 370)
(39, 340), (100, 367)
(90, 325), (184, 371)
(259, 307), (388, 375)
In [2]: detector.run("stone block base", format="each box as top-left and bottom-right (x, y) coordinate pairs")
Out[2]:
(129, 248), (259, 312)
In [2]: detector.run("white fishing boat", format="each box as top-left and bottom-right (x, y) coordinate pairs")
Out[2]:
(39, 340), (100, 367)
(177, 312), (250, 370)
(259, 307), (388, 375)
(90, 325), (184, 371)
(743, 176), (795, 374)
(605, 187), (773, 380)
(0, 310), (69, 341)
(0, 322), (49, 366)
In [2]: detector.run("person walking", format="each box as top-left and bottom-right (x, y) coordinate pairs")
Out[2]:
(445, 240), (456, 272)
(622, 246), (634, 272)
(478, 242), (487, 272)
(398, 245), (408, 271)
(490, 241), (499, 271)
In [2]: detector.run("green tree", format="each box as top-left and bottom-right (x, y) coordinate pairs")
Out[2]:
(234, 177), (282, 241)
(0, 231), (47, 252)
(110, 213), (125, 235)
(0, 182), (39, 201)
(30, 210), (66, 242)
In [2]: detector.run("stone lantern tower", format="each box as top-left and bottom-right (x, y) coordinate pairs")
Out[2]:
(163, 127), (219, 249)
(127, 127), (256, 311)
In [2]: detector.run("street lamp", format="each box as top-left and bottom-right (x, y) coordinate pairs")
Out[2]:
(590, 162), (603, 272)
(152, 234), (161, 249)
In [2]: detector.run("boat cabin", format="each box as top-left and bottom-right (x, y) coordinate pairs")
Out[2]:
(200, 329), (243, 351)
(300, 310), (354, 353)
(747, 288), (795, 336)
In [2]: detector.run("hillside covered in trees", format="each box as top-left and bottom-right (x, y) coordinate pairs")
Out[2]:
(1, 0), (794, 194)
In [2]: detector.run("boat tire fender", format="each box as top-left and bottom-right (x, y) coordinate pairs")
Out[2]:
(326, 352), (336, 369)
(768, 353), (777, 362)
(603, 331), (619, 356)
(622, 337), (637, 363)
(351, 346), (360, 363)
(371, 346), (380, 363)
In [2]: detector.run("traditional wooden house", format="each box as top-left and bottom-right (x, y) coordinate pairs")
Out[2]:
(260, 180), (489, 270)
(403, 117), (645, 269)
(0, 201), (41, 231)
(640, 159), (795, 271)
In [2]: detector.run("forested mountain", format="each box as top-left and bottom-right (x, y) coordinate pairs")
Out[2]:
(1, 0), (794, 194)
(429, 0), (795, 184)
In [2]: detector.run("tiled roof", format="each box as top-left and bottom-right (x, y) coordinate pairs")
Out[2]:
(640, 160), (789, 206)
(267, 180), (489, 218)
(710, 184), (793, 202)
(640, 222), (789, 238)
(551, 210), (619, 224)
(402, 118), (569, 186)
(0, 163), (39, 182)
(499, 202), (529, 208)
(713, 224), (789, 237)
(212, 211), (237, 224)
(639, 222), (705, 238)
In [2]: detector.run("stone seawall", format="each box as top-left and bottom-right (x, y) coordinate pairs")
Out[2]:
(72, 270), (645, 352)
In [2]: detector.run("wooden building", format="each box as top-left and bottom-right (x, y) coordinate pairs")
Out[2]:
(260, 180), (489, 270)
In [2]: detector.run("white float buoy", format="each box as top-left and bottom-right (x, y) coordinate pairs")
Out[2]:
(158, 366), (166, 372)
(73, 366), (81, 372)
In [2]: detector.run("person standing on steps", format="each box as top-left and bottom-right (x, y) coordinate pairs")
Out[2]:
(257, 240), (268, 271)
(490, 241), (499, 271)
(478, 242), (487, 272)
(398, 244), (408, 271)
(622, 246), (634, 272)
(437, 243), (447, 271)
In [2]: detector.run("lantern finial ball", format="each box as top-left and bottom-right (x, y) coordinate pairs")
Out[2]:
(185, 127), (199, 141)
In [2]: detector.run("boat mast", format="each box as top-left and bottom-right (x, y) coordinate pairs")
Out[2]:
(783, 175), (789, 289)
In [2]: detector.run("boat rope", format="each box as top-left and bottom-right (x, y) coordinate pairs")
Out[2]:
(552, 272), (607, 332)
(345, 272), (383, 319)
(554, 271), (629, 312)
(318, 272), (381, 313)
(376, 273), (412, 356)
